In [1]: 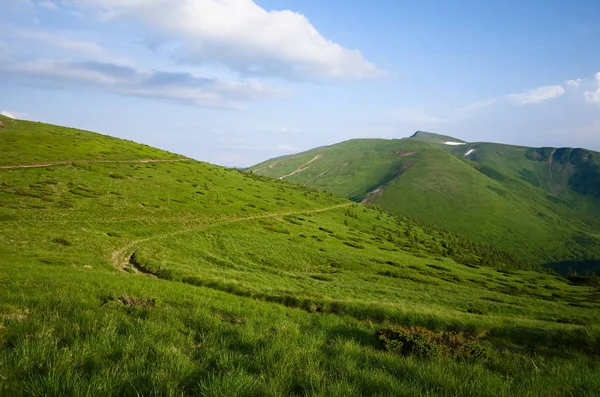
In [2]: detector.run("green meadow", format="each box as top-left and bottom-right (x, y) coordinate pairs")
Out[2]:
(1, 115), (599, 396)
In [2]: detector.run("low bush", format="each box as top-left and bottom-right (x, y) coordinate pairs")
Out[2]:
(377, 326), (492, 362)
(454, 340), (493, 363)
(377, 327), (440, 358)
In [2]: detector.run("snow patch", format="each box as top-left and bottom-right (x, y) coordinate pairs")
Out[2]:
(442, 141), (466, 146)
(464, 149), (475, 157)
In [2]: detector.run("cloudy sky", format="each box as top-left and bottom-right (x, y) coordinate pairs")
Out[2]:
(2, 0), (600, 166)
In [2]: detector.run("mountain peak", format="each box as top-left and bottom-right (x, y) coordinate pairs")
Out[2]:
(410, 131), (466, 144)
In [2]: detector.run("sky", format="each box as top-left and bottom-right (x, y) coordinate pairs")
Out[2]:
(1, 0), (600, 166)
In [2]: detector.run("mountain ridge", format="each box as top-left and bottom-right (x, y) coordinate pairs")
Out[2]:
(249, 133), (600, 272)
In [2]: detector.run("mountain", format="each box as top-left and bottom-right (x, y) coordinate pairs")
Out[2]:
(410, 130), (467, 144)
(1, 114), (599, 395)
(249, 134), (600, 273)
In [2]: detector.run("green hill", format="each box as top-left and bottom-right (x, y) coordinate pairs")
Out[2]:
(1, 115), (599, 396)
(410, 130), (467, 144)
(249, 136), (600, 273)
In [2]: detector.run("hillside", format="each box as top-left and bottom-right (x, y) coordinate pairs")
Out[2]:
(1, 115), (599, 396)
(249, 136), (600, 273)
(410, 130), (467, 145)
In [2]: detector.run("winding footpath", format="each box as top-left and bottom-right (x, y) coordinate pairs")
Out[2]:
(110, 203), (351, 269)
(0, 157), (350, 272)
(0, 158), (189, 170)
(278, 155), (321, 180)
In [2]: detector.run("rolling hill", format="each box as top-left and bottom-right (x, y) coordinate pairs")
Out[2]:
(249, 133), (600, 273)
(1, 115), (599, 396)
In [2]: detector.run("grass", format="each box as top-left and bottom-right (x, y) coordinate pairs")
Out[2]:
(1, 115), (600, 396)
(249, 136), (600, 273)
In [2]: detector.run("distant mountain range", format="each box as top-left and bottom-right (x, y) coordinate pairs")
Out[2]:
(249, 131), (600, 273)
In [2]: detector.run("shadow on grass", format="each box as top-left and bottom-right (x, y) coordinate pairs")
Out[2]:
(327, 325), (380, 349)
(491, 325), (600, 358)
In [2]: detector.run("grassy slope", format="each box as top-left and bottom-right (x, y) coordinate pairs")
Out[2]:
(1, 116), (599, 396)
(0, 115), (181, 165)
(250, 138), (600, 269)
(251, 139), (432, 201)
(410, 130), (467, 143)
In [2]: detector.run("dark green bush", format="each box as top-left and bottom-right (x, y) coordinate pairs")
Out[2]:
(455, 341), (493, 363)
(377, 326), (493, 362)
(377, 327), (440, 358)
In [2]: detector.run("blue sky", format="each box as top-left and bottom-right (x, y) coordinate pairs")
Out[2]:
(2, 0), (600, 166)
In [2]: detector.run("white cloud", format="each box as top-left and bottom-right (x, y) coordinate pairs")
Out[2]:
(584, 72), (600, 104)
(453, 98), (497, 115)
(8, 30), (127, 63)
(505, 85), (566, 104)
(1, 110), (29, 119)
(69, 0), (382, 80)
(381, 72), (600, 150)
(38, 0), (58, 9)
(0, 59), (288, 109)
(18, 31), (104, 57)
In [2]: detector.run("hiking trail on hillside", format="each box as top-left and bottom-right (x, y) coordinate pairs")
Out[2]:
(0, 158), (189, 170)
(110, 203), (351, 269)
(278, 155), (321, 180)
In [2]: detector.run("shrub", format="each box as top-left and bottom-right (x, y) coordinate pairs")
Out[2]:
(454, 340), (493, 363)
(377, 326), (492, 362)
(377, 327), (440, 358)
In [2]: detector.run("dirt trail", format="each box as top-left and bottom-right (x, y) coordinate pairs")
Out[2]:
(249, 160), (282, 175)
(279, 155), (321, 180)
(303, 170), (328, 186)
(0, 158), (189, 170)
(110, 203), (351, 269)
